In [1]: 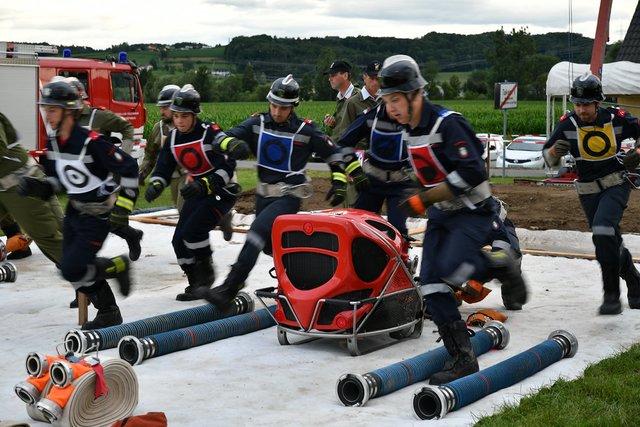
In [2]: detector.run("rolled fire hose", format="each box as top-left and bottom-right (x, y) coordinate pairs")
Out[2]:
(336, 321), (509, 406)
(38, 357), (138, 427)
(119, 305), (276, 365)
(412, 329), (578, 420)
(64, 292), (253, 355)
(15, 354), (137, 426)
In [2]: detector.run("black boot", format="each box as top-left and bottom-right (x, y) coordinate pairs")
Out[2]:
(176, 257), (215, 301)
(600, 269), (622, 315)
(219, 211), (234, 242)
(111, 226), (144, 261)
(486, 251), (528, 310)
(95, 255), (132, 296)
(80, 281), (123, 330)
(429, 320), (479, 385)
(2, 222), (33, 260)
(195, 263), (246, 308)
(620, 250), (640, 309)
(69, 290), (92, 309)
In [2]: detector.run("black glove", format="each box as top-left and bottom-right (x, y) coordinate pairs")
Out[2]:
(180, 176), (220, 200)
(350, 167), (371, 193)
(326, 178), (347, 207)
(398, 191), (430, 216)
(221, 137), (251, 160)
(110, 196), (133, 230)
(18, 176), (54, 200)
(144, 181), (164, 202)
(624, 147), (640, 172)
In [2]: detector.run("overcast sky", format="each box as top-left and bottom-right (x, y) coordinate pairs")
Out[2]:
(1, 0), (636, 50)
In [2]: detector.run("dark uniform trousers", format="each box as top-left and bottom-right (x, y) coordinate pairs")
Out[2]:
(352, 176), (412, 236)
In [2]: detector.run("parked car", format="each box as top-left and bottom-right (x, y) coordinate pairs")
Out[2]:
(510, 135), (547, 145)
(495, 140), (546, 169)
(476, 133), (504, 160)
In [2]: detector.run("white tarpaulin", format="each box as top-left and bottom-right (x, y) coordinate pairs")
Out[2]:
(546, 61), (640, 96)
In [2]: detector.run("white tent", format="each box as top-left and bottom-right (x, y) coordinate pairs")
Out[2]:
(545, 61), (640, 135)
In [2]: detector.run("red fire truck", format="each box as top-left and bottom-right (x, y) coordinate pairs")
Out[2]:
(0, 42), (146, 160)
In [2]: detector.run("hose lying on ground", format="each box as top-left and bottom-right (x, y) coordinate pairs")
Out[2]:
(119, 305), (277, 365)
(64, 292), (253, 355)
(412, 329), (578, 420)
(336, 321), (509, 407)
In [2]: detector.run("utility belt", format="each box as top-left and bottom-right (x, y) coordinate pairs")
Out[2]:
(433, 180), (492, 211)
(574, 171), (626, 195)
(0, 157), (39, 191)
(255, 182), (313, 199)
(70, 193), (116, 216)
(363, 161), (411, 183)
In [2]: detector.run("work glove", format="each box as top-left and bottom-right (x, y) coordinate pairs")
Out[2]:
(180, 176), (220, 200)
(18, 176), (54, 200)
(144, 180), (165, 202)
(110, 195), (134, 230)
(398, 190), (431, 216)
(220, 137), (252, 160)
(325, 172), (347, 207)
(552, 139), (572, 158)
(624, 147), (640, 172)
(345, 161), (370, 193)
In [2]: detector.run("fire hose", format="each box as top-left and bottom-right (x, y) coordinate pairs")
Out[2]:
(64, 292), (253, 355)
(412, 329), (578, 420)
(336, 321), (509, 407)
(15, 353), (138, 426)
(118, 305), (277, 365)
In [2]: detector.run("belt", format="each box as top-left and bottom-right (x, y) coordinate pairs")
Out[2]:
(70, 194), (116, 216)
(433, 180), (492, 211)
(363, 161), (411, 183)
(256, 182), (313, 199)
(574, 171), (626, 195)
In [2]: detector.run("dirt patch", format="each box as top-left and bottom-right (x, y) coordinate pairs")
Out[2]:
(233, 178), (640, 234)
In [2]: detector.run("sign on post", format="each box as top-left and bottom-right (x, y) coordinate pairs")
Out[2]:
(494, 82), (518, 110)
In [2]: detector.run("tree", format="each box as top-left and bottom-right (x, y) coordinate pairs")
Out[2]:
(448, 75), (462, 99)
(463, 69), (490, 98)
(485, 27), (536, 85)
(314, 48), (337, 101)
(192, 66), (212, 101)
(242, 63), (258, 92)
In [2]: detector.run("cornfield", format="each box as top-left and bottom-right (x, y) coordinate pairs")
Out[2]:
(144, 100), (564, 141)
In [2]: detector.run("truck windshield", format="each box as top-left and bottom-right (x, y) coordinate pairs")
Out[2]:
(111, 71), (139, 103)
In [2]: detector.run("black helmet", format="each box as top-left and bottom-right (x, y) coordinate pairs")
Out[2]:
(157, 84), (180, 107)
(170, 84), (201, 114)
(266, 74), (300, 107)
(570, 73), (605, 104)
(378, 54), (427, 96)
(63, 77), (88, 100)
(39, 80), (83, 109)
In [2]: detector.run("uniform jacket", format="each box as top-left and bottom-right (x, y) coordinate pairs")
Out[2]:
(78, 104), (134, 153)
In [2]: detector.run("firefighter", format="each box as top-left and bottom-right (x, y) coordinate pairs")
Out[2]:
(18, 80), (137, 329)
(139, 84), (186, 208)
(144, 84), (240, 301)
(0, 112), (64, 265)
(196, 74), (347, 308)
(544, 73), (640, 315)
(381, 55), (527, 384)
(337, 88), (416, 238)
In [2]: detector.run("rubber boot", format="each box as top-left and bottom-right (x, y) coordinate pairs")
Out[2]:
(195, 263), (246, 308)
(95, 255), (132, 296)
(3, 222), (32, 260)
(176, 257), (215, 301)
(620, 253), (640, 309)
(219, 211), (234, 242)
(111, 226), (144, 261)
(599, 269), (622, 315)
(486, 251), (528, 310)
(80, 281), (123, 330)
(429, 320), (479, 385)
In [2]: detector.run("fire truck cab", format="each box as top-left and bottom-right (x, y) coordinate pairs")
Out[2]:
(0, 42), (146, 160)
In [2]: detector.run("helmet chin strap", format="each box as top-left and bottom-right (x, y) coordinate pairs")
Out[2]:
(404, 90), (419, 126)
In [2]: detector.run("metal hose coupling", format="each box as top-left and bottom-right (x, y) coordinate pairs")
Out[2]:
(118, 335), (155, 366)
(14, 353), (61, 405)
(0, 261), (17, 282)
(336, 321), (510, 407)
(412, 329), (578, 420)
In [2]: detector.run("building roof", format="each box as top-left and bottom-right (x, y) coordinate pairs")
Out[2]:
(616, 2), (640, 62)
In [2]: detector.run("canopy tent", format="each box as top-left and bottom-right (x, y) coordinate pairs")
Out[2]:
(545, 61), (640, 135)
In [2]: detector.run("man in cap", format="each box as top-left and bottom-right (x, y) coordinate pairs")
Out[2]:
(322, 60), (361, 140)
(342, 60), (382, 127)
